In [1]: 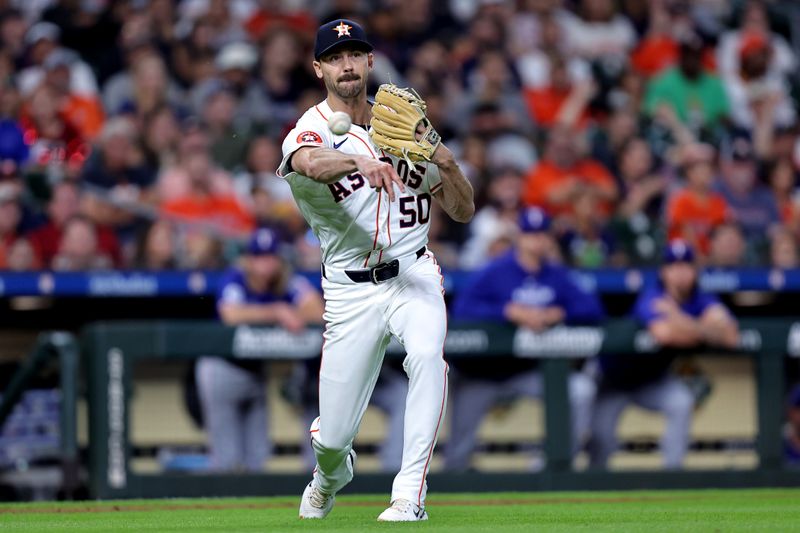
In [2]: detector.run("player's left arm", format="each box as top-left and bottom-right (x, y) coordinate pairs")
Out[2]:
(429, 143), (475, 223)
(698, 303), (740, 349)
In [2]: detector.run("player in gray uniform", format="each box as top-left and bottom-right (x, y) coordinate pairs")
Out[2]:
(589, 241), (739, 469)
(196, 228), (323, 471)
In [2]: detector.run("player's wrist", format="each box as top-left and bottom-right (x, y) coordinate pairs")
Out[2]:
(431, 144), (455, 168)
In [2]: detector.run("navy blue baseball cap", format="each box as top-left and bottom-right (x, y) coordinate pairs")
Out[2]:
(247, 228), (280, 256)
(314, 19), (373, 60)
(519, 207), (551, 233)
(663, 240), (695, 264)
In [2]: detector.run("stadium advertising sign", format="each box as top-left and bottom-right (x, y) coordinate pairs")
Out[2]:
(513, 326), (604, 358)
(107, 348), (126, 489)
(232, 326), (323, 359)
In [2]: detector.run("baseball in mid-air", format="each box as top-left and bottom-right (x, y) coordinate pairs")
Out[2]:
(327, 111), (352, 135)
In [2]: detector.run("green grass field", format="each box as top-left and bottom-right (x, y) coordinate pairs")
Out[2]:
(2, 489), (799, 532)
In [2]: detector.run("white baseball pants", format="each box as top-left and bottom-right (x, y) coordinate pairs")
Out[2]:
(310, 253), (448, 507)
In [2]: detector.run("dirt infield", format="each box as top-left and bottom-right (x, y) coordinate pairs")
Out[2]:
(0, 493), (762, 515)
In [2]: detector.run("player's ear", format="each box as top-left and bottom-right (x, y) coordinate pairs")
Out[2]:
(313, 60), (323, 79)
(368, 52), (374, 71)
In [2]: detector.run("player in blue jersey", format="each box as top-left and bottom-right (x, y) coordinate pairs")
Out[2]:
(588, 240), (739, 469)
(784, 383), (800, 465)
(196, 228), (324, 471)
(445, 207), (603, 470)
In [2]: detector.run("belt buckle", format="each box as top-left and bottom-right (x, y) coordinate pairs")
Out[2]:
(370, 263), (388, 284)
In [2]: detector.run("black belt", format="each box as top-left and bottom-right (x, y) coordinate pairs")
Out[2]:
(335, 247), (426, 284)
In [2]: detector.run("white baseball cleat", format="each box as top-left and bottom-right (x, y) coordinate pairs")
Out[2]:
(298, 450), (356, 519)
(377, 499), (429, 521)
(299, 481), (334, 519)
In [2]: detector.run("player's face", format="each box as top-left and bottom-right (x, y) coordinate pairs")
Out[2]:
(517, 231), (550, 259)
(314, 47), (373, 100)
(661, 262), (696, 296)
(247, 254), (282, 285)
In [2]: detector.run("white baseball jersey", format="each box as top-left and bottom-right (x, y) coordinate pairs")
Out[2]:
(278, 99), (443, 270)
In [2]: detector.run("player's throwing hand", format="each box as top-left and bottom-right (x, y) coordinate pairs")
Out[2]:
(355, 156), (405, 201)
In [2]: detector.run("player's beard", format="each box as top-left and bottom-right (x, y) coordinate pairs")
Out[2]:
(328, 73), (365, 99)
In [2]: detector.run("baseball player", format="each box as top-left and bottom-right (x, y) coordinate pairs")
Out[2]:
(279, 19), (474, 521)
(588, 241), (739, 469)
(447, 207), (602, 471)
(196, 228), (323, 471)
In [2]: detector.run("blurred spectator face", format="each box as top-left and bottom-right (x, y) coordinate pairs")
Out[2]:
(0, 191), (20, 236)
(661, 260), (697, 298)
(770, 228), (798, 269)
(678, 39), (704, 79)
(545, 127), (579, 168)
(145, 107), (179, 155)
(49, 182), (80, 227)
(204, 90), (237, 129)
(708, 224), (746, 267)
(178, 125), (211, 158)
(246, 253), (283, 287)
(411, 40), (448, 76)
(314, 45), (372, 100)
(100, 121), (136, 170)
(28, 85), (58, 122)
(45, 62), (71, 95)
(607, 109), (637, 147)
(29, 36), (57, 65)
(58, 217), (98, 264)
(619, 138), (653, 181)
(539, 15), (562, 50)
(7, 238), (35, 270)
(144, 220), (176, 269)
(582, 0), (615, 21)
(183, 232), (222, 269)
(0, 80), (20, 117)
(769, 158), (795, 195)
(685, 160), (714, 190)
(477, 51), (511, 90)
(740, 33), (771, 79)
(184, 150), (213, 188)
(247, 137), (279, 174)
(262, 30), (300, 73)
(190, 17), (215, 50)
(133, 54), (168, 97)
(742, 1), (769, 32)
(461, 136), (487, 174)
(0, 11), (26, 56)
(487, 169), (523, 209)
(550, 58), (571, 92)
(724, 157), (757, 194)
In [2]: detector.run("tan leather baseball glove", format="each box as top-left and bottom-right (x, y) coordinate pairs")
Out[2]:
(369, 84), (441, 164)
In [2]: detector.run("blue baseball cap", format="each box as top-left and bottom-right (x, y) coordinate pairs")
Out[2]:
(247, 228), (280, 256)
(664, 240), (695, 264)
(518, 207), (551, 233)
(314, 19), (373, 60)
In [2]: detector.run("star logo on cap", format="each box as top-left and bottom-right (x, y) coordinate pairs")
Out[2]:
(333, 21), (352, 38)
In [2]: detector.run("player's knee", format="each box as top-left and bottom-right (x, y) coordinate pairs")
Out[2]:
(403, 345), (446, 373)
(568, 374), (597, 408)
(664, 386), (694, 418)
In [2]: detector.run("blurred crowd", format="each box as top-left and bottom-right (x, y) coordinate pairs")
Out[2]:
(0, 0), (799, 272)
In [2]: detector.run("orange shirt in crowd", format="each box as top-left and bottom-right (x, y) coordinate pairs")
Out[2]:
(522, 159), (617, 217)
(666, 188), (729, 254)
(161, 194), (255, 236)
(523, 87), (591, 129)
(61, 95), (105, 140)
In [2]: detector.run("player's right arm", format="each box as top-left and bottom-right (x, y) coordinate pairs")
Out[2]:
(290, 146), (406, 201)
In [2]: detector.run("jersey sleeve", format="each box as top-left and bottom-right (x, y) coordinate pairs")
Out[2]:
(216, 271), (247, 310)
(632, 288), (663, 326)
(424, 162), (443, 195)
(277, 114), (333, 179)
(286, 275), (315, 305)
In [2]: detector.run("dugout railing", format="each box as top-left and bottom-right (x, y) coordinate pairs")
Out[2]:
(79, 318), (800, 499)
